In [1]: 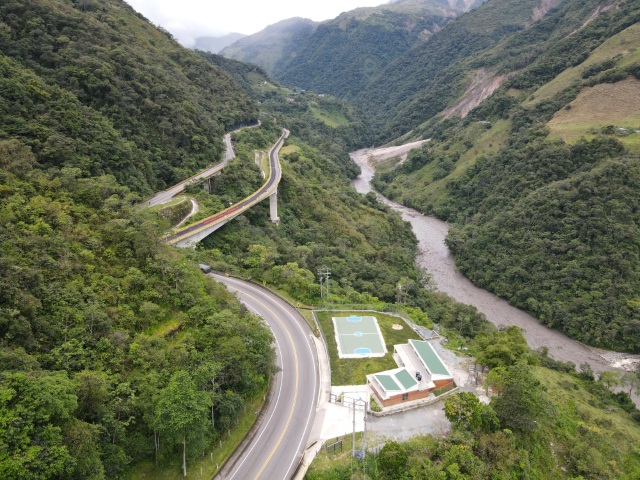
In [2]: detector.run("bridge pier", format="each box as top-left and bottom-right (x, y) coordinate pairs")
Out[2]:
(269, 190), (279, 224)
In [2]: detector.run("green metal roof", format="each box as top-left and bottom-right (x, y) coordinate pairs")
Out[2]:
(410, 340), (450, 376)
(395, 369), (418, 389)
(375, 374), (401, 391)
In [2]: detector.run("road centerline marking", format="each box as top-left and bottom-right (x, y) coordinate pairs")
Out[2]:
(223, 283), (300, 480)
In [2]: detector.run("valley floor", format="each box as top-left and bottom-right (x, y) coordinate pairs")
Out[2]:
(350, 144), (640, 406)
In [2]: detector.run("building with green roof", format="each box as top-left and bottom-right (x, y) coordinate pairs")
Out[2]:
(367, 339), (455, 409)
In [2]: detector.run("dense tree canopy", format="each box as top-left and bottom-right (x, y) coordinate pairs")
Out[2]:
(0, 0), (256, 192)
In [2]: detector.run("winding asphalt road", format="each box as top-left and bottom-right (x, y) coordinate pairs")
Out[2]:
(163, 129), (288, 245)
(212, 274), (318, 480)
(144, 122), (260, 207)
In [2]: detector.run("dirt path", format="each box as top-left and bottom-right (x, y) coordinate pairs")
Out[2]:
(175, 198), (199, 228)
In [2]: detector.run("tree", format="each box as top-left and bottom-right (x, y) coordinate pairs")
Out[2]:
(193, 362), (221, 429)
(0, 139), (36, 178)
(73, 370), (109, 423)
(244, 244), (277, 272)
(492, 362), (555, 434)
(579, 362), (595, 381)
(155, 371), (211, 477)
(377, 441), (408, 480)
(475, 430), (522, 474)
(484, 367), (506, 396)
(598, 371), (622, 391)
(64, 420), (105, 480)
(621, 372), (640, 396)
(474, 326), (530, 369)
(0, 372), (77, 479)
(444, 392), (485, 430)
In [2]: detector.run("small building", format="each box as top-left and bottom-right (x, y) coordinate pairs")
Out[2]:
(367, 339), (454, 408)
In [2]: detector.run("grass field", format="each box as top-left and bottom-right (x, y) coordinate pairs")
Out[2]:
(305, 431), (381, 480)
(316, 311), (420, 386)
(260, 152), (269, 178)
(148, 195), (193, 227)
(535, 367), (640, 450)
(525, 22), (640, 106)
(309, 105), (350, 128)
(548, 77), (640, 151)
(279, 145), (300, 155)
(148, 195), (188, 211)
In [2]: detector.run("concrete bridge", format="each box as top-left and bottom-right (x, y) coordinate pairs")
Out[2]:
(162, 129), (289, 248)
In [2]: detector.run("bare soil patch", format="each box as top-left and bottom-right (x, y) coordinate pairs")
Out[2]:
(443, 68), (515, 119)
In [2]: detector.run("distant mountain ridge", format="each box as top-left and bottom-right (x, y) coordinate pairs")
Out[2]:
(222, 0), (485, 98)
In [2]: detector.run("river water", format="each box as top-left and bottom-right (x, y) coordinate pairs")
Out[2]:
(350, 147), (640, 378)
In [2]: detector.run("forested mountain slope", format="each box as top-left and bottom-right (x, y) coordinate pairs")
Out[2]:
(275, 0), (484, 99)
(355, 0), (615, 140)
(223, 0), (484, 100)
(0, 1), (473, 477)
(187, 52), (426, 305)
(372, 0), (640, 351)
(0, 1), (275, 477)
(0, 0), (256, 194)
(220, 18), (319, 75)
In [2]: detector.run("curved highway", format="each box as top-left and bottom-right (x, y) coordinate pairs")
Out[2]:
(144, 122), (260, 207)
(212, 274), (318, 480)
(163, 129), (288, 245)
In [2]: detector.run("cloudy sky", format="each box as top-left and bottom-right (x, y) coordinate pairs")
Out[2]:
(125, 0), (390, 46)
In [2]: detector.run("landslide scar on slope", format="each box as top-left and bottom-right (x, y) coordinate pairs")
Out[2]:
(442, 68), (515, 119)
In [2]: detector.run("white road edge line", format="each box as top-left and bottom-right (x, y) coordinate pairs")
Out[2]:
(223, 284), (286, 480)
(229, 281), (319, 479)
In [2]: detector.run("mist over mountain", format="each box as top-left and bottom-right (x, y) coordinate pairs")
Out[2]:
(221, 17), (320, 74)
(194, 33), (247, 53)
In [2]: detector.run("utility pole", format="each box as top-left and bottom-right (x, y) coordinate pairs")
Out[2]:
(350, 398), (368, 471)
(317, 266), (331, 304)
(363, 401), (367, 476)
(352, 401), (356, 459)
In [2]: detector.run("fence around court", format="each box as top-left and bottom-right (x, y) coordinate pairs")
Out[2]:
(312, 306), (440, 342)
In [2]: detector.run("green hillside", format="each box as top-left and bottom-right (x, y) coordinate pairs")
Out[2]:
(277, 0), (476, 99)
(356, 0), (606, 140)
(0, 0), (256, 193)
(0, 1), (473, 477)
(190, 55), (426, 305)
(0, 1), (272, 477)
(2, 0), (639, 477)
(373, 0), (640, 351)
(307, 328), (640, 479)
(223, 0), (484, 101)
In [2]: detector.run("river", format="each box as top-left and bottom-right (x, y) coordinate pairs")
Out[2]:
(350, 146), (640, 380)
